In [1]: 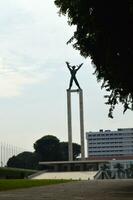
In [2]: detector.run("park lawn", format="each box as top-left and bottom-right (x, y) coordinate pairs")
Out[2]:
(0, 179), (71, 191)
(0, 167), (37, 179)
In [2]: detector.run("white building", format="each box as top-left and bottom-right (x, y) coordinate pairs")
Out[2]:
(86, 128), (133, 158)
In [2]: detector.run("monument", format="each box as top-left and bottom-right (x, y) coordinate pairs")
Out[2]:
(39, 62), (107, 176)
(66, 62), (85, 161)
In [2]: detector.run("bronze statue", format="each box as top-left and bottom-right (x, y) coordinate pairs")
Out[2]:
(66, 61), (83, 90)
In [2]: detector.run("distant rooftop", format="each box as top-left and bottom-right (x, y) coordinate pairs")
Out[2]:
(87, 128), (133, 133)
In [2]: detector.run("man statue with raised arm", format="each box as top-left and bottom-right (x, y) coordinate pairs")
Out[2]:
(66, 61), (83, 90)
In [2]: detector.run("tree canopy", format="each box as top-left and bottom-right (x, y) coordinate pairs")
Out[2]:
(7, 152), (40, 170)
(34, 135), (81, 161)
(34, 135), (60, 161)
(7, 135), (81, 169)
(60, 142), (81, 160)
(54, 0), (133, 117)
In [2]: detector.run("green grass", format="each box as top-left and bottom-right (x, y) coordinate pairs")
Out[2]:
(0, 179), (71, 191)
(0, 167), (37, 179)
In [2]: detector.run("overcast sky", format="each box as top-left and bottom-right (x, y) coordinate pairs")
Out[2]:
(0, 0), (133, 153)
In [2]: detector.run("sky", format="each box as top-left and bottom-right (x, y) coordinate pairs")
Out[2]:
(0, 0), (133, 153)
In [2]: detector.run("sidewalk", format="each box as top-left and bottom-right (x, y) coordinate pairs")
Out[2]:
(0, 180), (133, 200)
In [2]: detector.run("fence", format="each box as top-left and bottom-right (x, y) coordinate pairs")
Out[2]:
(0, 142), (25, 167)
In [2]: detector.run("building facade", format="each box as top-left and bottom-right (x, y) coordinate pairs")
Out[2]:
(86, 128), (133, 158)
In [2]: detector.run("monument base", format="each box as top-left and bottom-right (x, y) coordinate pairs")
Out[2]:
(39, 160), (108, 172)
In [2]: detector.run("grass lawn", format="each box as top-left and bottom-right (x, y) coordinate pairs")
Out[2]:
(0, 167), (37, 179)
(0, 179), (71, 191)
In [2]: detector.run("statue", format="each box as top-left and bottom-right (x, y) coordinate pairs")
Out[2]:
(66, 61), (83, 90)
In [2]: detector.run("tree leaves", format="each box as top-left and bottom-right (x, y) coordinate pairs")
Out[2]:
(54, 0), (133, 117)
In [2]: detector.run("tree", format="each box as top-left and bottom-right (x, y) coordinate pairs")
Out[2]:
(60, 142), (81, 160)
(34, 135), (60, 161)
(7, 135), (81, 169)
(34, 136), (81, 161)
(54, 0), (133, 117)
(7, 151), (40, 170)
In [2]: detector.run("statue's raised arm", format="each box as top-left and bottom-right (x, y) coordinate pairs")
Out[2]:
(66, 61), (72, 71)
(76, 63), (83, 71)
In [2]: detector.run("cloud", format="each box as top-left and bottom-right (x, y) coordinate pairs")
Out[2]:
(0, 0), (82, 98)
(0, 0), (75, 61)
(0, 0), (59, 97)
(0, 57), (50, 97)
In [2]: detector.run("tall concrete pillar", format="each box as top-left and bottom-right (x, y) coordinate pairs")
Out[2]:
(79, 89), (85, 160)
(67, 89), (85, 161)
(67, 90), (73, 161)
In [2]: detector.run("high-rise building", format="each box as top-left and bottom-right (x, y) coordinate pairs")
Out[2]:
(86, 128), (133, 158)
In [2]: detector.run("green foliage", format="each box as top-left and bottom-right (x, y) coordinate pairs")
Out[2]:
(0, 167), (37, 179)
(34, 136), (81, 161)
(7, 135), (81, 169)
(7, 152), (41, 170)
(0, 179), (71, 191)
(34, 135), (60, 161)
(60, 142), (81, 160)
(54, 0), (133, 117)
(72, 142), (81, 159)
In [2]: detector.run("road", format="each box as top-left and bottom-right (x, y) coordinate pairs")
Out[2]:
(0, 180), (133, 200)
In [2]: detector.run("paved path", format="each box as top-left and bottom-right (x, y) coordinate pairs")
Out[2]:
(0, 180), (133, 200)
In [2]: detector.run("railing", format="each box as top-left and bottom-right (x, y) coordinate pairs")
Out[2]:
(0, 142), (25, 167)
